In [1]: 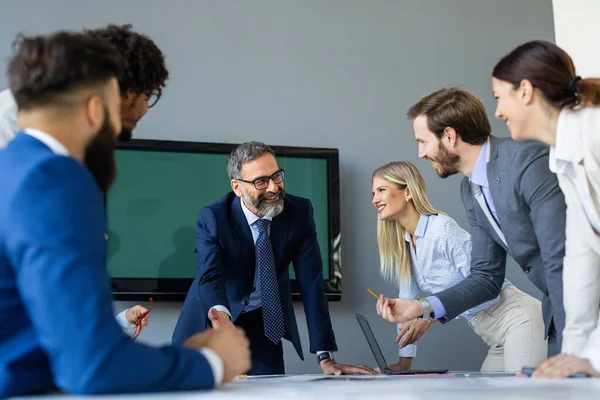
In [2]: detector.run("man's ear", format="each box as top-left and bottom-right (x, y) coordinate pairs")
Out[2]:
(231, 179), (243, 197)
(84, 95), (104, 130)
(443, 127), (458, 147)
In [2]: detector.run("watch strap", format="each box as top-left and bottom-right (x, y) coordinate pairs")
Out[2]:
(418, 297), (431, 320)
(317, 351), (334, 365)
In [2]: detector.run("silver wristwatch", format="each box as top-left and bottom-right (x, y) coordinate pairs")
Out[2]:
(417, 298), (432, 320)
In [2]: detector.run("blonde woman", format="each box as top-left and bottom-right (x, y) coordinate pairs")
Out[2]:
(372, 161), (546, 373)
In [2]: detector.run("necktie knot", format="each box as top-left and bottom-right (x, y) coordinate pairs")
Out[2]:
(255, 218), (271, 234)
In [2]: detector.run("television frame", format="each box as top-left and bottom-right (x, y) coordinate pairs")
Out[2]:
(108, 139), (342, 302)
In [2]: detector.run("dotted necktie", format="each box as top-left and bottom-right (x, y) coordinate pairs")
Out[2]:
(255, 218), (285, 344)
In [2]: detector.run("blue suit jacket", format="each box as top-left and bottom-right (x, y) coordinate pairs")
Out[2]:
(172, 192), (337, 359)
(0, 133), (216, 397)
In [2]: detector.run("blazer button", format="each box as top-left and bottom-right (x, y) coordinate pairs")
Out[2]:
(495, 178), (501, 184)
(524, 266), (531, 273)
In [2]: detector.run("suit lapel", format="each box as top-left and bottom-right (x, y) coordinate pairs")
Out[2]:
(475, 136), (508, 249)
(471, 183), (507, 248)
(230, 196), (256, 277)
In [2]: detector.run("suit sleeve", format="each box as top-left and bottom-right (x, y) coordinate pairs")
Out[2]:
(519, 146), (566, 342)
(9, 157), (216, 394)
(195, 207), (230, 323)
(561, 203), (600, 355)
(292, 201), (337, 353)
(433, 181), (506, 322)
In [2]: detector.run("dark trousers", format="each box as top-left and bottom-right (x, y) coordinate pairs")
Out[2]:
(235, 308), (285, 375)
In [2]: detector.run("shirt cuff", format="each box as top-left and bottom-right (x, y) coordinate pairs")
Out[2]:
(210, 305), (232, 319)
(199, 348), (224, 386)
(115, 309), (129, 330)
(398, 343), (417, 358)
(397, 324), (417, 357)
(426, 296), (447, 319)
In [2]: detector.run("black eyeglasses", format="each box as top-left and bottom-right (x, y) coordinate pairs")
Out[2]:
(146, 91), (160, 108)
(236, 169), (285, 190)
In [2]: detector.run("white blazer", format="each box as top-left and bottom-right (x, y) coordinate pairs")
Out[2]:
(554, 107), (600, 371)
(0, 89), (18, 149)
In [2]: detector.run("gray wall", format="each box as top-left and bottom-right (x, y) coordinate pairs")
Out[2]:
(0, 0), (555, 373)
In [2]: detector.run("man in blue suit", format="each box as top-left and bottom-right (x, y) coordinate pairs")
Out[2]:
(0, 23), (171, 332)
(0, 31), (250, 397)
(173, 141), (375, 376)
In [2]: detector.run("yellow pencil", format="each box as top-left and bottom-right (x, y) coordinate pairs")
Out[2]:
(367, 288), (379, 300)
(234, 375), (248, 380)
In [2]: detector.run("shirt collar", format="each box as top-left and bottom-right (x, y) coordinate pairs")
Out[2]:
(404, 214), (430, 242)
(23, 128), (69, 156)
(240, 197), (272, 226)
(554, 109), (573, 163)
(469, 139), (488, 187)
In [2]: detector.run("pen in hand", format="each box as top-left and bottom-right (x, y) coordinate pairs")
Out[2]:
(367, 288), (379, 300)
(367, 288), (394, 308)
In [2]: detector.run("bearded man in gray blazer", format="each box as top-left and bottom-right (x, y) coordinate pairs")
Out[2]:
(376, 87), (565, 358)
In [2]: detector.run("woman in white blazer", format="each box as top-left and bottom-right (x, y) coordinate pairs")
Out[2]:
(490, 40), (600, 378)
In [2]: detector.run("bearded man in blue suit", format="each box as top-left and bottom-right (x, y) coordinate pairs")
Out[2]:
(173, 141), (376, 376)
(0, 31), (250, 397)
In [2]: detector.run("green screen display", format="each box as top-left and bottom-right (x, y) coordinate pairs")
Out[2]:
(106, 150), (331, 280)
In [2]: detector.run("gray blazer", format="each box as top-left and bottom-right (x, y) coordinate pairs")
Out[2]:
(436, 135), (566, 343)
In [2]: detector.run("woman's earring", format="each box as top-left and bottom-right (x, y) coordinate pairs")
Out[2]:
(406, 198), (410, 203)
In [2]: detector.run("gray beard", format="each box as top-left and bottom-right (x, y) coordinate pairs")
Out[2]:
(242, 187), (285, 218)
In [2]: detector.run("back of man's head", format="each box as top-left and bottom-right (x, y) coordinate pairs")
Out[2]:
(8, 31), (122, 111)
(407, 87), (491, 145)
(84, 24), (168, 104)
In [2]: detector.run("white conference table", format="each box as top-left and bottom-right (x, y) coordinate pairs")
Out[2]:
(9, 373), (600, 400)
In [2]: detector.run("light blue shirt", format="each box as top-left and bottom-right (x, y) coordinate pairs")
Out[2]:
(398, 214), (511, 357)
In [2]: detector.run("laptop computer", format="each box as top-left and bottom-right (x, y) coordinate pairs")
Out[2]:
(355, 313), (448, 375)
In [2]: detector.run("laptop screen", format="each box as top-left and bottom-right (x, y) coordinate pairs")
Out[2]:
(355, 313), (389, 371)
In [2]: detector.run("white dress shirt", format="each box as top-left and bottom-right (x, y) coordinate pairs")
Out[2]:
(549, 115), (600, 233)
(0, 89), (18, 149)
(397, 214), (511, 357)
(15, 128), (224, 384)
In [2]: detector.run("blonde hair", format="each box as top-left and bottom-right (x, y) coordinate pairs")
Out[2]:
(373, 161), (443, 285)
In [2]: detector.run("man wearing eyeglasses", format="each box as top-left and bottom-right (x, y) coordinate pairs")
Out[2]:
(0, 23), (166, 189)
(172, 141), (376, 376)
(0, 24), (167, 333)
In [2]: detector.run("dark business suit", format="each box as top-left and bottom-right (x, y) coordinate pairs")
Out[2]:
(172, 192), (337, 374)
(435, 136), (566, 356)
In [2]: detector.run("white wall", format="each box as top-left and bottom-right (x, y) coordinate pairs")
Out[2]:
(553, 0), (600, 77)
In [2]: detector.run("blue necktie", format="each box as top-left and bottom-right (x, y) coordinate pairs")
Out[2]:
(255, 218), (285, 344)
